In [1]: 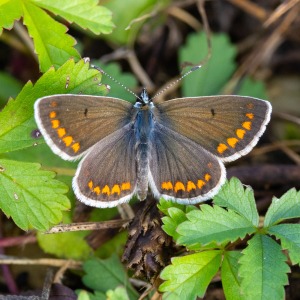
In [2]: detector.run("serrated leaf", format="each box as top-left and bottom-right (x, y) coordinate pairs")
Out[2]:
(0, 159), (70, 230)
(264, 188), (300, 227)
(239, 234), (290, 300)
(82, 255), (139, 300)
(161, 207), (188, 241)
(177, 205), (255, 247)
(106, 286), (130, 300)
(0, 59), (107, 153)
(32, 0), (114, 35)
(180, 32), (236, 97)
(221, 251), (243, 300)
(268, 224), (300, 265)
(213, 178), (259, 226)
(22, 1), (80, 71)
(159, 199), (197, 244)
(0, 0), (23, 33)
(158, 198), (191, 215)
(160, 250), (222, 299)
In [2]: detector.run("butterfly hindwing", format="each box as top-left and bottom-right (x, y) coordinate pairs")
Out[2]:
(72, 124), (137, 208)
(148, 122), (226, 204)
(34, 95), (133, 160)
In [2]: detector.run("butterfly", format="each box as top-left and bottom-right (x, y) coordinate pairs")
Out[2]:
(34, 85), (271, 208)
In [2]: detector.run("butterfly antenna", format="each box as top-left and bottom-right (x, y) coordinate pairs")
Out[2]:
(151, 0), (211, 101)
(90, 64), (142, 100)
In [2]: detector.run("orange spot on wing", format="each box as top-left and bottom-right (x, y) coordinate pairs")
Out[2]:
(174, 181), (185, 193)
(94, 186), (101, 195)
(121, 182), (131, 191)
(62, 136), (73, 146)
(51, 119), (60, 129)
(236, 129), (246, 139)
(162, 181), (173, 190)
(246, 113), (254, 119)
(49, 111), (56, 118)
(242, 121), (252, 130)
(50, 101), (57, 107)
(112, 184), (121, 195)
(88, 180), (93, 190)
(57, 127), (66, 138)
(217, 143), (228, 154)
(227, 137), (238, 148)
(102, 185), (110, 195)
(187, 181), (196, 192)
(72, 142), (80, 153)
(197, 180), (205, 189)
(205, 173), (211, 182)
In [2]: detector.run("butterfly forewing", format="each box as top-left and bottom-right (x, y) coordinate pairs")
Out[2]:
(34, 95), (133, 160)
(154, 96), (271, 162)
(72, 124), (137, 208)
(148, 122), (226, 203)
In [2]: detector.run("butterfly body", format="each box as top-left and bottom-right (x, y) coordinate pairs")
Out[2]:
(133, 90), (155, 201)
(34, 89), (271, 208)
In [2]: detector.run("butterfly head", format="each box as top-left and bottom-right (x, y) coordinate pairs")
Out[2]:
(134, 88), (153, 109)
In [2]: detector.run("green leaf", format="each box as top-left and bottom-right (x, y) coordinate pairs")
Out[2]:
(0, 59), (107, 153)
(22, 1), (80, 71)
(213, 177), (259, 226)
(0, 72), (22, 104)
(158, 198), (190, 215)
(237, 77), (267, 99)
(0, 0), (23, 33)
(180, 32), (236, 97)
(103, 0), (169, 45)
(0, 159), (70, 231)
(83, 255), (139, 300)
(32, 0), (114, 35)
(37, 229), (91, 260)
(159, 199), (196, 243)
(264, 188), (300, 227)
(106, 286), (130, 300)
(177, 205), (255, 247)
(161, 207), (189, 241)
(221, 251), (243, 300)
(239, 234), (290, 300)
(268, 224), (300, 265)
(160, 250), (222, 299)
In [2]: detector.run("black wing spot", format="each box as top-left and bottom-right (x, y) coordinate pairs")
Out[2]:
(84, 108), (88, 117)
(31, 129), (42, 139)
(211, 108), (215, 117)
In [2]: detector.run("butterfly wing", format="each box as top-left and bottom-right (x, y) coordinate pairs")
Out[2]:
(72, 123), (137, 208)
(148, 122), (226, 203)
(34, 94), (133, 160)
(154, 96), (271, 162)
